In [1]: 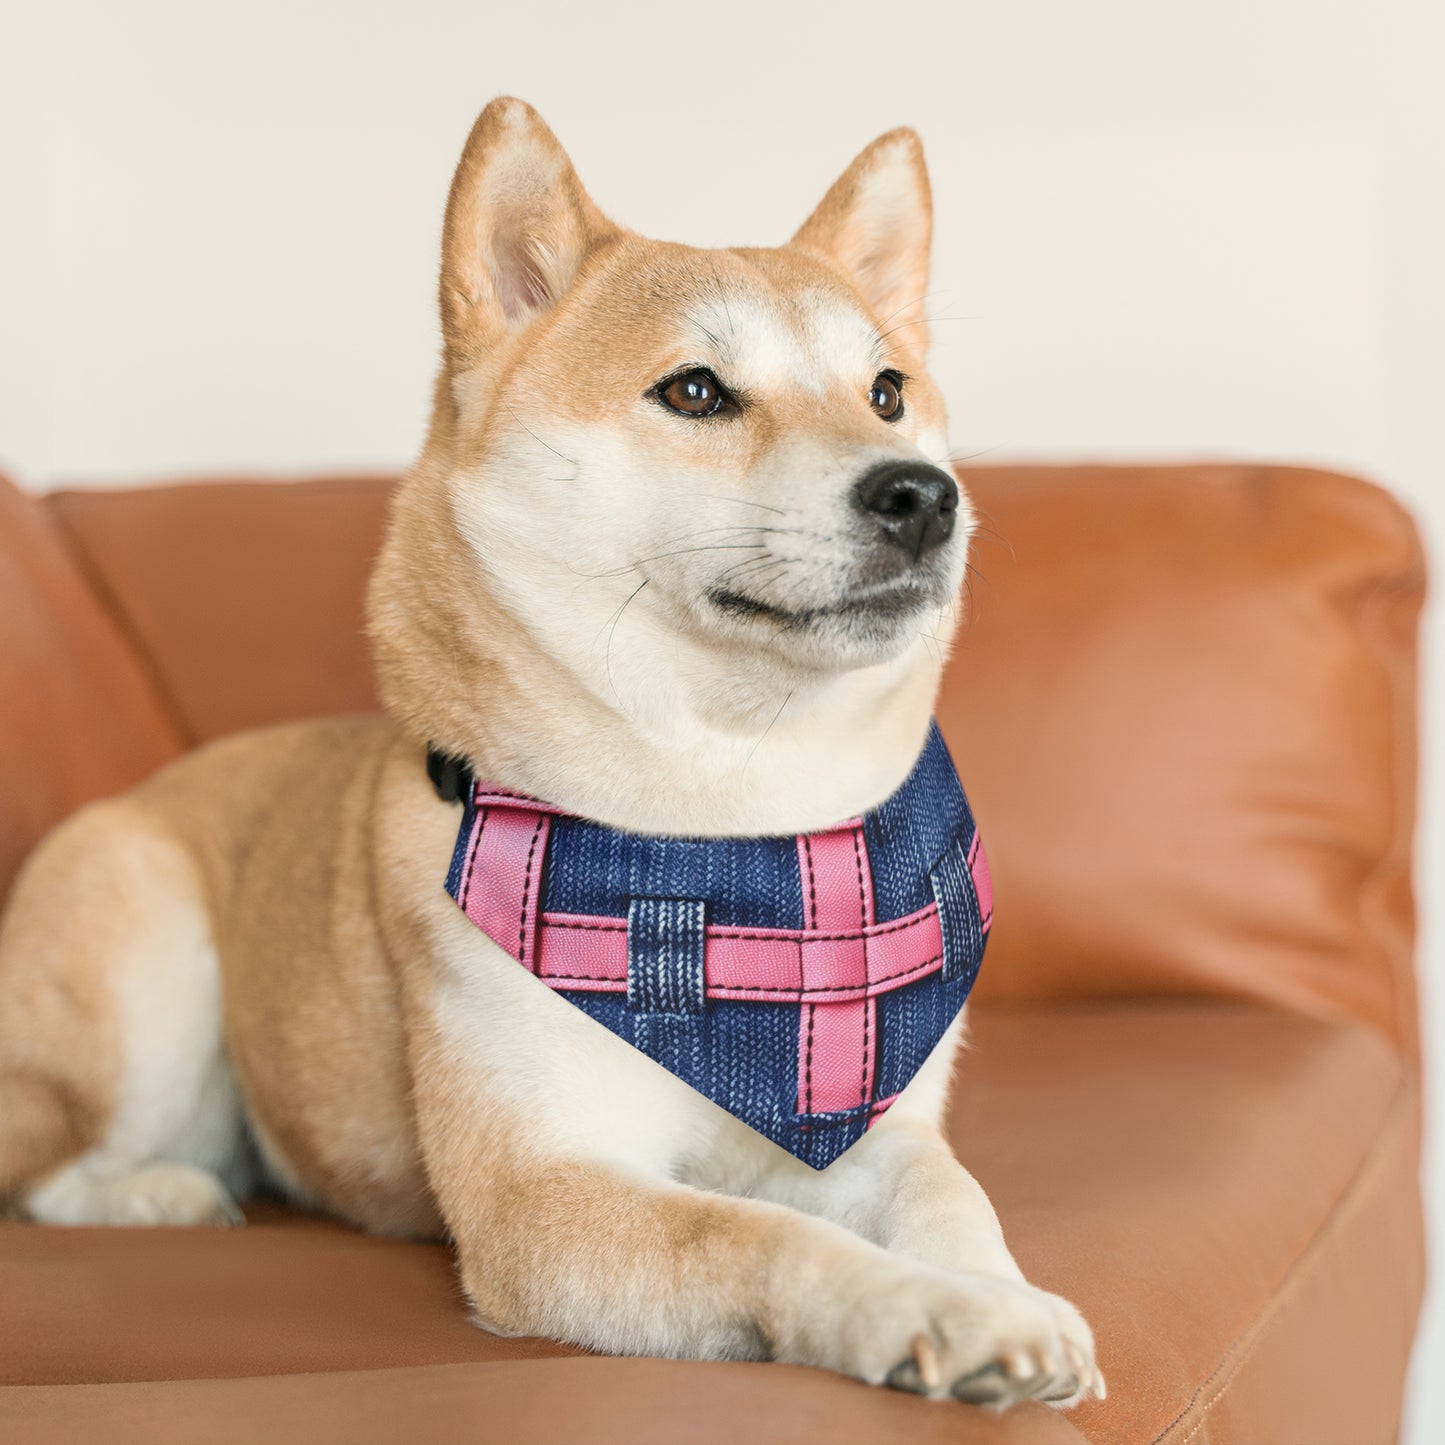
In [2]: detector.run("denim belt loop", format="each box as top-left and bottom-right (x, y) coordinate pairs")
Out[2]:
(626, 897), (707, 1015)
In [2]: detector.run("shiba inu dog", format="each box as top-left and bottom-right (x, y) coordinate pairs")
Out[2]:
(0, 98), (1101, 1408)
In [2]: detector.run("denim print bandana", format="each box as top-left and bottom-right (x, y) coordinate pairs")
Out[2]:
(441, 722), (990, 1169)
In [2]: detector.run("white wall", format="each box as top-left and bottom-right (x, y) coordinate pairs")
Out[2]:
(1, 0), (1440, 1433)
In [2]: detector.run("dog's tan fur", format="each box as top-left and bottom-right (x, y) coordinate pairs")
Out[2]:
(0, 99), (1100, 1406)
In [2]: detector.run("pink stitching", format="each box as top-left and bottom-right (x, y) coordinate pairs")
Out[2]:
(799, 1091), (901, 1132)
(798, 1112), (863, 1132)
(712, 905), (927, 943)
(861, 999), (873, 1106)
(531, 952), (945, 998)
(535, 952), (946, 998)
(804, 1003), (815, 1113)
(538, 917), (626, 933)
(851, 828), (867, 930)
(798, 835), (816, 1114)
(851, 827), (873, 1108)
(707, 952), (946, 997)
(538, 905), (938, 944)
(517, 816), (545, 967)
(458, 807), (489, 912)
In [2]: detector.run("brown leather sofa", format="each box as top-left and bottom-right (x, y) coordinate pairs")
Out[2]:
(0, 462), (1426, 1445)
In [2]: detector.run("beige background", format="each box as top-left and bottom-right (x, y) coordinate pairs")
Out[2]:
(1, 1), (1440, 1434)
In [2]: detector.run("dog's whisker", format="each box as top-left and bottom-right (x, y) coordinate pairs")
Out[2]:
(960, 504), (1015, 561)
(501, 402), (580, 470)
(694, 494), (795, 517)
(633, 544), (769, 565)
(872, 289), (943, 331)
(600, 578), (650, 707)
(572, 541), (775, 582)
(878, 313), (980, 345)
(573, 524), (816, 582)
(742, 688), (794, 776)
(869, 291), (951, 357)
(715, 556), (798, 598)
(706, 555), (793, 606)
(716, 552), (787, 584)
(772, 558), (834, 614)
(931, 444), (1006, 470)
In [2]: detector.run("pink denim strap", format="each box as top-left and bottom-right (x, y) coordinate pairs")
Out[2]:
(528, 902), (943, 1000)
(455, 794), (988, 1004)
(795, 823), (878, 1116)
(457, 803), (552, 974)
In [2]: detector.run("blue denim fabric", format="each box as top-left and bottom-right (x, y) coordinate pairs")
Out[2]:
(930, 838), (986, 986)
(628, 897), (708, 1081)
(545, 821), (805, 928)
(444, 722), (988, 1169)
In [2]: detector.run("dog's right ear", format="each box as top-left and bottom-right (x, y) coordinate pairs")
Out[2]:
(439, 98), (617, 368)
(791, 128), (932, 355)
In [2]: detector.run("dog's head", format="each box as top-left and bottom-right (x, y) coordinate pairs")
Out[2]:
(370, 99), (971, 825)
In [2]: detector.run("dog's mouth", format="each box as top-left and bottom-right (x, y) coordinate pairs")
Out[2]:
(705, 576), (939, 630)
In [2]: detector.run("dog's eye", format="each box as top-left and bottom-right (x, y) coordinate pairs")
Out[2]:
(658, 369), (725, 417)
(869, 371), (904, 421)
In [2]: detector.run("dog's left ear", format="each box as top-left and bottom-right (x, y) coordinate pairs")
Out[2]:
(440, 97), (619, 370)
(791, 129), (933, 354)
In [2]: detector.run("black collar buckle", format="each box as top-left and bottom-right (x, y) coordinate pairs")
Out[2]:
(426, 746), (474, 804)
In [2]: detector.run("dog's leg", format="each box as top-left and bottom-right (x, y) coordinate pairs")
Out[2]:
(413, 1030), (1096, 1405)
(805, 1120), (1102, 1405)
(0, 800), (248, 1225)
(754, 1020), (1023, 1275)
(762, 1115), (1026, 1274)
(431, 1144), (1100, 1401)
(745, 1023), (1104, 1405)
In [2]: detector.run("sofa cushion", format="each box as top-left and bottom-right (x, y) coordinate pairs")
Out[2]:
(0, 1002), (1419, 1444)
(0, 474), (182, 903)
(945, 464), (1423, 1056)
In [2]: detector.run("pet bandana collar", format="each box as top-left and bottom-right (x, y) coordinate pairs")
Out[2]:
(437, 722), (990, 1169)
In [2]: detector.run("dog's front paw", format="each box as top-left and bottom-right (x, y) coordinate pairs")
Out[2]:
(820, 1264), (1104, 1408)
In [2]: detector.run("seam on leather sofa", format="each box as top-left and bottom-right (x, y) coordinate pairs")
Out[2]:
(1246, 465), (1426, 1068)
(0, 1358), (1094, 1445)
(45, 476), (393, 744)
(1150, 1071), (1422, 1445)
(1352, 520), (1427, 1070)
(44, 499), (198, 749)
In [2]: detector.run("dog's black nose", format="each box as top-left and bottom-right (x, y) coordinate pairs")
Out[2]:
(853, 460), (959, 560)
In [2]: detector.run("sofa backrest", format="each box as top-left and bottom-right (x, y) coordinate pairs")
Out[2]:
(47, 476), (391, 743)
(0, 474), (184, 898)
(3, 464), (1422, 1058)
(942, 464), (1422, 1062)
